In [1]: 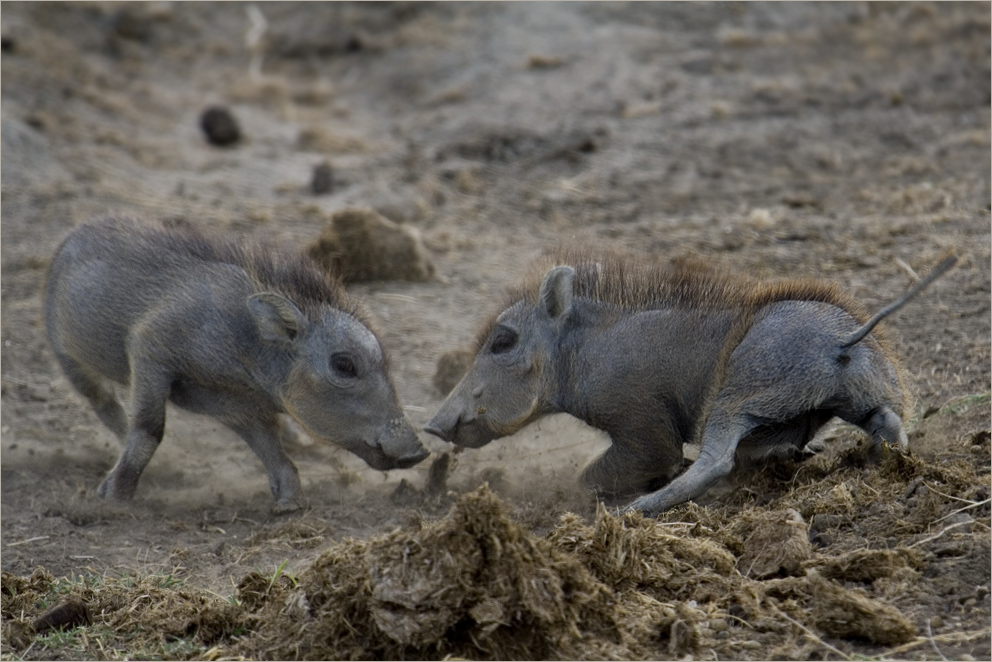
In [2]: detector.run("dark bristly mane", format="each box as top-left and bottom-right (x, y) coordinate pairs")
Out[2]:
(474, 247), (876, 352)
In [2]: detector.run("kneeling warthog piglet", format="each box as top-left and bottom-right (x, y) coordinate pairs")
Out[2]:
(45, 218), (428, 511)
(426, 250), (956, 515)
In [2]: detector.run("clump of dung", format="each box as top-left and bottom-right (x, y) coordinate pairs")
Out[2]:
(308, 207), (435, 282)
(548, 504), (738, 598)
(813, 547), (926, 584)
(235, 485), (631, 660)
(762, 572), (917, 646)
(2, 483), (930, 660)
(199, 105), (241, 146)
(736, 508), (812, 579)
(433, 348), (475, 395)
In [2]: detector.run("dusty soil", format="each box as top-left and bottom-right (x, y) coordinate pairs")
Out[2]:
(2, 2), (989, 659)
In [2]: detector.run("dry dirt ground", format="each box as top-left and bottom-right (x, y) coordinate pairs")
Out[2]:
(1, 2), (990, 660)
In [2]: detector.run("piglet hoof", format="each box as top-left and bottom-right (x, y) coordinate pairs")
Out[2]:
(271, 496), (308, 515)
(622, 497), (657, 518)
(802, 437), (827, 457)
(96, 474), (136, 502)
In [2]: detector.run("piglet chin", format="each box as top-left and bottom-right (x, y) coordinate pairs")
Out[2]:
(349, 442), (429, 471)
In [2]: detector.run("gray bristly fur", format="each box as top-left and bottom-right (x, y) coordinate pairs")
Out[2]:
(45, 217), (428, 511)
(427, 250), (956, 516)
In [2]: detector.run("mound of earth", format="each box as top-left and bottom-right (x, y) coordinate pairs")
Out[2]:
(308, 207), (436, 282)
(4, 450), (990, 660)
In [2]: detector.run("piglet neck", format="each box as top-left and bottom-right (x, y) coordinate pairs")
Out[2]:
(547, 302), (610, 424)
(247, 344), (298, 408)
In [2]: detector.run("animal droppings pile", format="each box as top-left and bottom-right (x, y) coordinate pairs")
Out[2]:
(307, 207), (435, 283)
(233, 486), (627, 660)
(7, 435), (990, 662)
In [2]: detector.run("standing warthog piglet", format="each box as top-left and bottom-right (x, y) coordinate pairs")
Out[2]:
(426, 250), (956, 515)
(45, 218), (429, 511)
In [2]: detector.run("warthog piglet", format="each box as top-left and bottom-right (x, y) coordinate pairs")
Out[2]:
(45, 218), (428, 511)
(427, 250), (956, 515)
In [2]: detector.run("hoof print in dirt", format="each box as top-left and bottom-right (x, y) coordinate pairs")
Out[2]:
(200, 105), (241, 146)
(308, 207), (435, 283)
(432, 348), (474, 395)
(311, 160), (334, 195)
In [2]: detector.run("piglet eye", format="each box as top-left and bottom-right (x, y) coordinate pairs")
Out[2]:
(331, 353), (358, 378)
(489, 327), (519, 355)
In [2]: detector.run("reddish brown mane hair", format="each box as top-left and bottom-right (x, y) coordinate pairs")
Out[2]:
(474, 247), (878, 352)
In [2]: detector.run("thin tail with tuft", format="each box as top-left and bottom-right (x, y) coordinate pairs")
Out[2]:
(839, 252), (958, 348)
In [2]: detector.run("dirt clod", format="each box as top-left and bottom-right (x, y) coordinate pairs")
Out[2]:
(425, 452), (451, 496)
(433, 348), (475, 395)
(738, 508), (812, 579)
(199, 106), (241, 146)
(311, 160), (333, 195)
(31, 597), (91, 633)
(308, 207), (435, 282)
(112, 9), (153, 43)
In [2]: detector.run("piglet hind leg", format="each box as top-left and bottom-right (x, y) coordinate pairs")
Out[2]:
(843, 405), (908, 462)
(623, 408), (755, 516)
(581, 439), (684, 504)
(624, 317), (834, 515)
(52, 349), (128, 440)
(625, 389), (908, 517)
(832, 348), (908, 461)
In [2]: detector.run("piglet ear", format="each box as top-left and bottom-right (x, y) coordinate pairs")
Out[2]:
(539, 265), (575, 319)
(248, 292), (307, 345)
